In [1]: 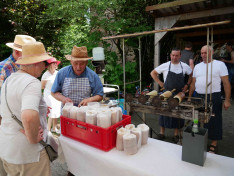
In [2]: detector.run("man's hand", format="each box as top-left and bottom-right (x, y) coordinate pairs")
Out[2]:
(159, 82), (164, 88)
(78, 98), (91, 107)
(62, 97), (73, 105)
(20, 126), (44, 143)
(223, 99), (231, 110)
(150, 70), (164, 88)
(182, 85), (189, 92)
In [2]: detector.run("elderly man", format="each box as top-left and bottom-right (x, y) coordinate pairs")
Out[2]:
(0, 35), (36, 87)
(0, 42), (51, 175)
(0, 34), (36, 176)
(151, 48), (192, 143)
(51, 45), (103, 176)
(189, 45), (231, 154)
(51, 46), (103, 107)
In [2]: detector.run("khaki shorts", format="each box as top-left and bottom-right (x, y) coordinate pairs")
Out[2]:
(2, 149), (51, 176)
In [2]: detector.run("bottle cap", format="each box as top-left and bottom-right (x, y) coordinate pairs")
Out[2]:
(194, 119), (198, 124)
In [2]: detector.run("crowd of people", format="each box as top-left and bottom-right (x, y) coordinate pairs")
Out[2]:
(0, 34), (232, 176)
(0, 35), (103, 176)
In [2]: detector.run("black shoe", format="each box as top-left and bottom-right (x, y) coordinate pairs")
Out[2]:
(157, 134), (165, 140)
(207, 144), (218, 154)
(172, 135), (181, 144)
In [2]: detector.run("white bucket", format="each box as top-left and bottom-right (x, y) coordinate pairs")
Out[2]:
(92, 47), (105, 61)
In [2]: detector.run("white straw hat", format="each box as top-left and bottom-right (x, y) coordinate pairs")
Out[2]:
(16, 42), (52, 65)
(6, 35), (36, 51)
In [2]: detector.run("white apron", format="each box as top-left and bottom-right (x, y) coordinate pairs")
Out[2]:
(62, 77), (91, 106)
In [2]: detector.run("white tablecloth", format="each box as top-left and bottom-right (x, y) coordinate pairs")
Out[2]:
(59, 135), (234, 176)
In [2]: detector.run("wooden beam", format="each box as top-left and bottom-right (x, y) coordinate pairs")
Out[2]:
(176, 28), (234, 38)
(190, 38), (234, 46)
(179, 6), (234, 20)
(102, 20), (230, 40)
(146, 0), (206, 12)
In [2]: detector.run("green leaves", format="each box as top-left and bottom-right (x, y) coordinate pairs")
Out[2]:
(1, 0), (156, 92)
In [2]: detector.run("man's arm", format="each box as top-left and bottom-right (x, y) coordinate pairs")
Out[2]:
(21, 109), (43, 144)
(51, 92), (73, 105)
(78, 95), (103, 107)
(182, 73), (193, 92)
(221, 75), (231, 110)
(222, 51), (234, 63)
(150, 70), (164, 88)
(189, 59), (194, 70)
(188, 77), (196, 99)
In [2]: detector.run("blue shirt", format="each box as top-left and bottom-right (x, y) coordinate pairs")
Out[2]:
(51, 65), (104, 97)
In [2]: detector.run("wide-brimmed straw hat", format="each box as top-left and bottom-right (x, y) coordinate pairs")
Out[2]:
(16, 42), (52, 65)
(47, 57), (61, 65)
(6, 35), (36, 52)
(65, 46), (92, 61)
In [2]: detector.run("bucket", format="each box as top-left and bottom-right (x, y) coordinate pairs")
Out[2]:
(92, 47), (105, 61)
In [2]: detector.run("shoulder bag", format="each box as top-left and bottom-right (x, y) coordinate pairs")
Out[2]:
(4, 79), (58, 162)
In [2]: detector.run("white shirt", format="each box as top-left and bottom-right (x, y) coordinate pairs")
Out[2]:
(155, 61), (192, 82)
(0, 72), (47, 164)
(41, 70), (58, 97)
(41, 70), (61, 117)
(193, 60), (228, 94)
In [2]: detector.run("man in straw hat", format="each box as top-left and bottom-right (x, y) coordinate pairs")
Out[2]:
(0, 35), (36, 176)
(51, 46), (104, 107)
(51, 45), (103, 176)
(0, 35), (36, 87)
(0, 42), (51, 175)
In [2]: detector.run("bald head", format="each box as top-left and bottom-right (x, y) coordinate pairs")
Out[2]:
(201, 45), (213, 63)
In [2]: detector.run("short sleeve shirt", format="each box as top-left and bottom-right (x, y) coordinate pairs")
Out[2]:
(51, 65), (104, 96)
(0, 72), (44, 164)
(193, 60), (228, 94)
(155, 61), (192, 82)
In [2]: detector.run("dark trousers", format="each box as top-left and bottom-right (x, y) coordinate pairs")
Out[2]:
(194, 92), (223, 140)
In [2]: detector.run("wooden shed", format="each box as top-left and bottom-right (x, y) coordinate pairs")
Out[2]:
(146, 0), (234, 69)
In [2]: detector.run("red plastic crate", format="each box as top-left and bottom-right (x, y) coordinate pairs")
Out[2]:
(61, 115), (131, 151)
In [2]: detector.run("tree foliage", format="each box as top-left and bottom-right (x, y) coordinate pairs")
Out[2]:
(1, 0), (156, 93)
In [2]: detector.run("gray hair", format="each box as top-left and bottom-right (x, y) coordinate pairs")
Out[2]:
(20, 64), (34, 69)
